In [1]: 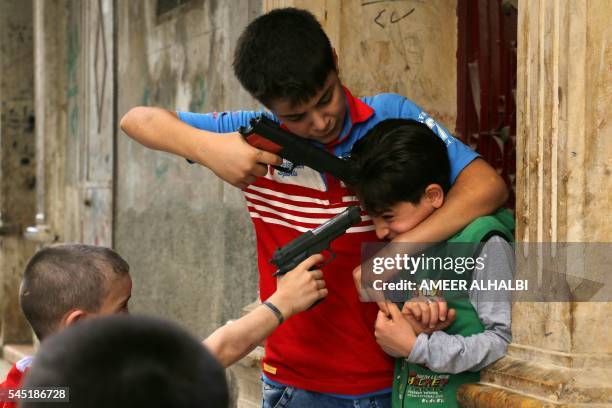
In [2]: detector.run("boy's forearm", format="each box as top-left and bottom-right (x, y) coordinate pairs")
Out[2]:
(394, 158), (508, 243)
(202, 293), (293, 367)
(120, 106), (212, 164)
(203, 305), (279, 367)
(408, 330), (509, 374)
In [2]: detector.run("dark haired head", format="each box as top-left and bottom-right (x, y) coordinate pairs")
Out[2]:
(20, 244), (130, 340)
(233, 8), (336, 107)
(348, 119), (451, 215)
(21, 315), (228, 408)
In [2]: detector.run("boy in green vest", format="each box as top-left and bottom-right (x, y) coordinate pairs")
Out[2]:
(348, 119), (514, 407)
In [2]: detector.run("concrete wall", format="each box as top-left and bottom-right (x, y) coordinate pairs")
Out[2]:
(115, 0), (262, 339)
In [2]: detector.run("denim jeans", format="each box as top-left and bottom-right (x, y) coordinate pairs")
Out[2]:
(262, 382), (391, 408)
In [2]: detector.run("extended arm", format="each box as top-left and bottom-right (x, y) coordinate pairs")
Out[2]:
(202, 298), (284, 368)
(120, 107), (281, 188)
(202, 254), (327, 367)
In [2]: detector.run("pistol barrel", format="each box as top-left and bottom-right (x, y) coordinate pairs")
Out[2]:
(270, 206), (362, 275)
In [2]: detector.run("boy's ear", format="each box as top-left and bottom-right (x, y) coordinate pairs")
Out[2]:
(424, 184), (444, 209)
(63, 309), (87, 328)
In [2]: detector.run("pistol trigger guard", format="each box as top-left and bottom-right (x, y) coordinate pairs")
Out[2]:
(318, 250), (336, 269)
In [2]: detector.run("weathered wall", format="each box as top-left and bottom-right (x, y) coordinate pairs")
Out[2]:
(115, 0), (262, 339)
(339, 0), (458, 131)
(0, 0), (37, 345)
(32, 0), (70, 246)
(25, 0), (83, 249)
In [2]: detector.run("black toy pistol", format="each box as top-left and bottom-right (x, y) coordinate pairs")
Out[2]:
(270, 206), (362, 278)
(238, 115), (356, 184)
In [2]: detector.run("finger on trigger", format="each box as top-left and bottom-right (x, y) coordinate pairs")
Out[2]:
(252, 163), (268, 177)
(257, 149), (282, 166)
(309, 269), (323, 279)
(300, 253), (324, 270)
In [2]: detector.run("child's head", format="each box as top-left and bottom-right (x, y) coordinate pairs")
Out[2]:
(233, 8), (346, 144)
(19, 244), (132, 340)
(21, 315), (228, 408)
(348, 119), (451, 240)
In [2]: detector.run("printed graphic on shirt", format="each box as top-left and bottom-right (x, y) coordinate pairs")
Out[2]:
(418, 112), (452, 146)
(404, 371), (450, 405)
(266, 165), (327, 191)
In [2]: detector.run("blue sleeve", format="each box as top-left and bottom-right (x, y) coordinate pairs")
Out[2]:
(176, 110), (273, 164)
(176, 110), (269, 133)
(393, 96), (479, 183)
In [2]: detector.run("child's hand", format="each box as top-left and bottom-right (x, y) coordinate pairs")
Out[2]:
(401, 297), (456, 335)
(196, 132), (283, 189)
(374, 302), (417, 358)
(272, 254), (328, 318)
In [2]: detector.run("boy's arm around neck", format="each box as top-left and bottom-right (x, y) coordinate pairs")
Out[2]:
(202, 254), (327, 367)
(119, 106), (281, 189)
(393, 158), (508, 244)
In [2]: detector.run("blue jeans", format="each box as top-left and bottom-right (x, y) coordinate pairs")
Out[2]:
(262, 382), (391, 408)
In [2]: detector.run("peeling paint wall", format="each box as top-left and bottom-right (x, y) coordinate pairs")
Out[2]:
(115, 0), (262, 339)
